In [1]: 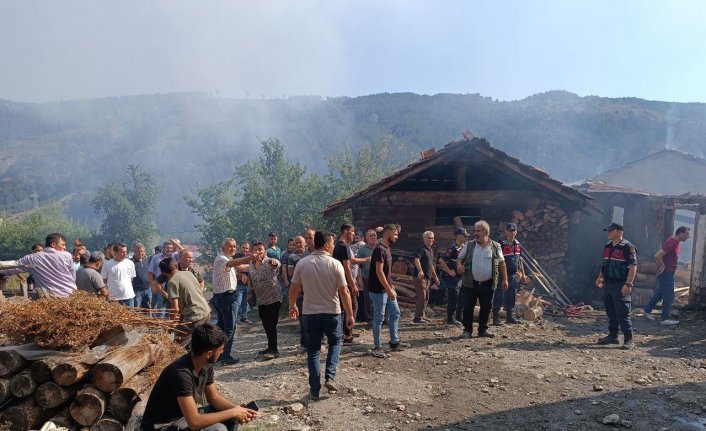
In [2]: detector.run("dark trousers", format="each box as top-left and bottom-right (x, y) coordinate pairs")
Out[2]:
(303, 314), (342, 395)
(603, 281), (633, 340)
(493, 273), (519, 318)
(258, 301), (281, 351)
(444, 275), (462, 321)
(462, 280), (494, 333)
(360, 278), (374, 322)
(342, 286), (358, 338)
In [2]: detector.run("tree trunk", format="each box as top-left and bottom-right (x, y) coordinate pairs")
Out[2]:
(125, 397), (148, 431)
(90, 414), (125, 431)
(93, 341), (153, 393)
(36, 381), (78, 409)
(9, 371), (37, 398)
(0, 350), (26, 378)
(0, 398), (56, 431)
(53, 359), (91, 386)
(70, 386), (107, 426)
(109, 373), (152, 424)
(0, 378), (10, 404)
(31, 356), (62, 383)
(49, 409), (80, 431)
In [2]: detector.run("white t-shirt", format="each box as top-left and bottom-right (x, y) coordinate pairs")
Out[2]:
(101, 258), (136, 300)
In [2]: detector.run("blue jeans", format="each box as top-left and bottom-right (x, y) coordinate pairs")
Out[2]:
(236, 284), (249, 320)
(153, 290), (168, 319)
(134, 289), (152, 309)
(644, 271), (675, 320)
(603, 281), (633, 339)
(118, 297), (136, 307)
(369, 291), (400, 349)
(210, 291), (242, 362)
(302, 314), (342, 395)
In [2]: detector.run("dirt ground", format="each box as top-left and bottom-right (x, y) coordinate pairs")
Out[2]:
(215, 305), (706, 431)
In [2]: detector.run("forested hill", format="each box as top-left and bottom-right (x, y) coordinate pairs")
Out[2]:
(1, 90), (705, 235)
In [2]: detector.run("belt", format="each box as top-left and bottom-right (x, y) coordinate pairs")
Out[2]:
(604, 278), (627, 284)
(214, 290), (236, 295)
(472, 279), (493, 286)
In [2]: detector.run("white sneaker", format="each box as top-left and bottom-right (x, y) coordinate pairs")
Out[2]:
(660, 319), (680, 326)
(637, 309), (655, 321)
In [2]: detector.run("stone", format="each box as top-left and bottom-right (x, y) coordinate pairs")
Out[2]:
(289, 402), (305, 413)
(602, 414), (620, 425)
(635, 377), (648, 385)
(396, 404), (406, 411)
(290, 426), (311, 431)
(364, 406), (374, 414)
(574, 409), (582, 415)
(268, 414), (280, 423)
(593, 384), (604, 392)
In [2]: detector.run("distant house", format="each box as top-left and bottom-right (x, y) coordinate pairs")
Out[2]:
(590, 149), (706, 195)
(323, 135), (595, 296)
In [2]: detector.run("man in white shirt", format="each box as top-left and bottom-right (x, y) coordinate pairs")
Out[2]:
(101, 243), (137, 306)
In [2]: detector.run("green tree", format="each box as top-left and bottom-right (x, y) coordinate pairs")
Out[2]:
(0, 203), (90, 260)
(92, 165), (159, 248)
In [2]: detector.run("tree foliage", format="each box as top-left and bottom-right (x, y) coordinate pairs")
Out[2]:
(92, 165), (159, 248)
(0, 203), (90, 260)
(186, 137), (407, 261)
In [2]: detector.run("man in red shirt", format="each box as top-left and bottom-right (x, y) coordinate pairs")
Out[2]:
(640, 226), (690, 325)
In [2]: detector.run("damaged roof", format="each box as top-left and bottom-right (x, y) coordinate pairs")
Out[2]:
(323, 134), (593, 216)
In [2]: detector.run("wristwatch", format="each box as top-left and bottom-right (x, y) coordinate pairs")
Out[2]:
(625, 282), (633, 287)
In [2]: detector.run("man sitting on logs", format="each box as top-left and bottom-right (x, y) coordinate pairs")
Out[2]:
(142, 323), (257, 431)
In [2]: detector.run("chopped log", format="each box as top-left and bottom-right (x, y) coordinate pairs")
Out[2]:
(125, 397), (148, 431)
(9, 371), (37, 398)
(391, 260), (408, 275)
(49, 409), (80, 431)
(70, 386), (107, 426)
(109, 373), (152, 423)
(36, 381), (78, 409)
(53, 359), (91, 386)
(93, 340), (153, 393)
(391, 273), (415, 283)
(524, 306), (544, 321)
(31, 356), (61, 383)
(395, 285), (416, 299)
(0, 350), (26, 378)
(90, 414), (125, 431)
(0, 378), (11, 406)
(0, 398), (57, 431)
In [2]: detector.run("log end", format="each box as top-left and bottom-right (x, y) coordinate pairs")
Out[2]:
(93, 364), (123, 393)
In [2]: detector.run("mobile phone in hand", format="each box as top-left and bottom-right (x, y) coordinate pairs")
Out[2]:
(246, 401), (259, 411)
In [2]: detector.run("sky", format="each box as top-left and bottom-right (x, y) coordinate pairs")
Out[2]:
(1, 0), (705, 103)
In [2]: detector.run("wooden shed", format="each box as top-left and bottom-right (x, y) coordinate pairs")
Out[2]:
(323, 135), (594, 289)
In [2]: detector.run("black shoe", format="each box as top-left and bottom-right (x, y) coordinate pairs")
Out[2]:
(597, 336), (620, 345)
(447, 318), (462, 326)
(506, 316), (522, 324)
(412, 318), (424, 324)
(621, 339), (635, 350)
(221, 357), (241, 366)
(342, 337), (354, 345)
(262, 350), (280, 360)
(309, 390), (320, 401)
(478, 331), (495, 338)
(390, 341), (411, 351)
(492, 317), (503, 326)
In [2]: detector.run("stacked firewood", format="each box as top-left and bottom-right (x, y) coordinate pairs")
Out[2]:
(501, 200), (570, 284)
(0, 334), (179, 431)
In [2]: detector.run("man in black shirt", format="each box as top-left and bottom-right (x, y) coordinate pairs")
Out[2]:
(413, 231), (439, 323)
(142, 323), (257, 431)
(595, 223), (638, 350)
(332, 224), (371, 344)
(131, 243), (152, 309)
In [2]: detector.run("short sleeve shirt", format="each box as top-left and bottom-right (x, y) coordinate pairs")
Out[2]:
(141, 354), (214, 430)
(602, 239), (637, 281)
(266, 246), (281, 260)
(413, 245), (434, 279)
(132, 258), (151, 291)
(101, 259), (136, 300)
(368, 243), (392, 294)
(291, 251), (347, 314)
(441, 242), (464, 279)
(212, 253), (238, 294)
(75, 267), (104, 295)
(356, 244), (374, 279)
(166, 271), (210, 322)
(661, 237), (681, 273)
(287, 252), (304, 282)
(249, 258), (282, 306)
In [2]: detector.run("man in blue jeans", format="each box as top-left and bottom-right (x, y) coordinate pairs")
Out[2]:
(289, 230), (354, 400)
(368, 224), (410, 358)
(640, 226), (690, 326)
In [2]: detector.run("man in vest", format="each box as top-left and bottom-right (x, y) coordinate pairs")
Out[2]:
(493, 223), (531, 325)
(456, 220), (509, 338)
(595, 222), (638, 350)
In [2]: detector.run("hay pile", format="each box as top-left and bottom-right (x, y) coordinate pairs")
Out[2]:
(0, 291), (178, 350)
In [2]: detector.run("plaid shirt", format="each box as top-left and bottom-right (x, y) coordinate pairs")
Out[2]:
(212, 253), (237, 294)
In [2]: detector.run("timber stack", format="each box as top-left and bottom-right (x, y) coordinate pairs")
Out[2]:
(0, 294), (184, 431)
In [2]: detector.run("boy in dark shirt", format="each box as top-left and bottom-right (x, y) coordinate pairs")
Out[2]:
(142, 323), (257, 431)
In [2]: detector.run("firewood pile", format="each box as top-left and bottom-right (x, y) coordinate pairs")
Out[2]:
(0, 294), (185, 431)
(501, 199), (570, 284)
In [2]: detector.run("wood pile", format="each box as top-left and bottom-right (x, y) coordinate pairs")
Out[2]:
(0, 336), (175, 431)
(501, 199), (570, 285)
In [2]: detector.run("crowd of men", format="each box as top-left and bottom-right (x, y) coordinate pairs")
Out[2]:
(0, 220), (691, 431)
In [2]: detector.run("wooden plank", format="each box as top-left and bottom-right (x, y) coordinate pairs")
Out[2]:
(362, 191), (540, 207)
